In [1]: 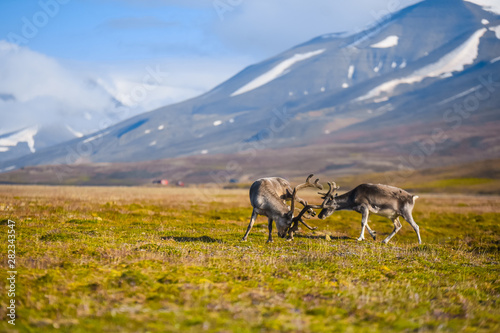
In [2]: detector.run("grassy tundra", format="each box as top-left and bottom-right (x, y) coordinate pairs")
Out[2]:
(0, 185), (499, 332)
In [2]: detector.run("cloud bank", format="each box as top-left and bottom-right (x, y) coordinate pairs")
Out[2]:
(0, 40), (247, 135)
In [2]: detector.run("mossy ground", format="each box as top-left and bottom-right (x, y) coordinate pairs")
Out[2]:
(0, 186), (499, 332)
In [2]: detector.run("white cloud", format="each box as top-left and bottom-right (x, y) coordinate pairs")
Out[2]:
(0, 43), (101, 107)
(98, 56), (249, 111)
(0, 40), (248, 135)
(0, 41), (120, 135)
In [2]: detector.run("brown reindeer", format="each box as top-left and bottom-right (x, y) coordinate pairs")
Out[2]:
(294, 182), (422, 244)
(242, 174), (323, 243)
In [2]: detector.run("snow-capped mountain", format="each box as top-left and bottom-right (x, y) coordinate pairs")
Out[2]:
(2, 0), (500, 171)
(0, 124), (84, 163)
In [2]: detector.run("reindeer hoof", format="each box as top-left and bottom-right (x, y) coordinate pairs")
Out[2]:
(241, 238), (247, 242)
(371, 232), (377, 240)
(357, 237), (364, 241)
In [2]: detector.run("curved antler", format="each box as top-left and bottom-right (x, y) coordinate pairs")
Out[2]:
(288, 176), (341, 236)
(290, 188), (296, 216)
(318, 181), (339, 205)
(288, 186), (318, 234)
(293, 181), (340, 223)
(297, 219), (317, 230)
(295, 174), (323, 192)
(289, 174), (323, 219)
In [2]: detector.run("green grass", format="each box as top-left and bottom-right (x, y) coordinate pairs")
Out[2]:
(0, 186), (499, 332)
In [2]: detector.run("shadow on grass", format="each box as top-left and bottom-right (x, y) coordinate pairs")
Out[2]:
(294, 234), (353, 241)
(161, 235), (222, 243)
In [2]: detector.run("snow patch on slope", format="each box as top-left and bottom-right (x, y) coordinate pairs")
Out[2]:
(66, 125), (83, 138)
(348, 65), (355, 79)
(0, 126), (38, 153)
(358, 28), (487, 101)
(374, 62), (383, 73)
(489, 25), (500, 39)
(437, 85), (482, 106)
(464, 0), (500, 15)
(231, 49), (325, 97)
(0, 166), (16, 172)
(83, 131), (110, 144)
(370, 35), (399, 48)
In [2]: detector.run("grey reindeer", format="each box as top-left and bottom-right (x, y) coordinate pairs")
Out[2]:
(294, 181), (422, 244)
(242, 174), (323, 243)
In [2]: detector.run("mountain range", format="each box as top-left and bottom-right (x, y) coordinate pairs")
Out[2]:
(1, 0), (499, 180)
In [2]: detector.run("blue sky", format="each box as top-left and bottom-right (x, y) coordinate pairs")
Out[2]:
(1, 0), (219, 61)
(0, 0), (426, 61)
(0, 0), (423, 135)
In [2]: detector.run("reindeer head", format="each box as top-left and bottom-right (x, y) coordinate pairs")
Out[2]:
(317, 181), (340, 219)
(277, 210), (295, 238)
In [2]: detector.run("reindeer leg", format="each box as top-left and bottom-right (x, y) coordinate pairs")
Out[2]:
(267, 217), (273, 243)
(287, 219), (299, 240)
(402, 212), (422, 245)
(242, 209), (258, 241)
(358, 206), (369, 241)
(365, 222), (377, 240)
(382, 217), (402, 244)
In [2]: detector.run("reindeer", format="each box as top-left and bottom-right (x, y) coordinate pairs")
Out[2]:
(294, 182), (422, 244)
(242, 174), (323, 243)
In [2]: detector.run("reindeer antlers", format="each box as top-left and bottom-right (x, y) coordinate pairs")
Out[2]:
(295, 174), (323, 192)
(292, 179), (340, 225)
(290, 188), (297, 217)
(289, 174), (322, 215)
(289, 186), (317, 230)
(318, 181), (340, 206)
